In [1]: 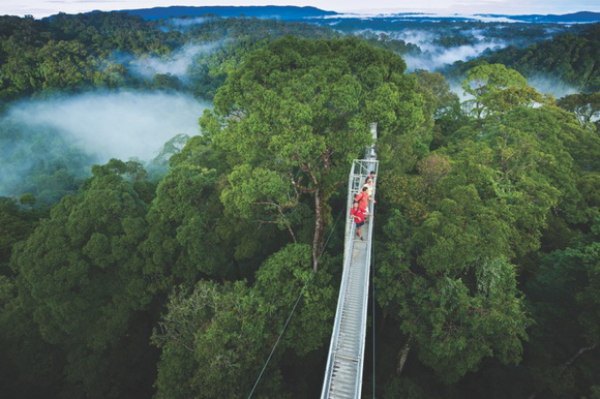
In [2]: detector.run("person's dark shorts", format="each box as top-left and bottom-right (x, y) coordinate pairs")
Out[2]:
(356, 221), (364, 228)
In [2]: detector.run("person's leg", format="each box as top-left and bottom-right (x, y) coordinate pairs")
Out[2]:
(356, 222), (364, 240)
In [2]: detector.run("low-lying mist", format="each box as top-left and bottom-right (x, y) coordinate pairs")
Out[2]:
(166, 17), (212, 29)
(6, 90), (208, 161)
(0, 90), (210, 202)
(404, 41), (506, 71)
(526, 75), (579, 99)
(129, 42), (222, 80)
(448, 75), (580, 110)
(368, 29), (508, 71)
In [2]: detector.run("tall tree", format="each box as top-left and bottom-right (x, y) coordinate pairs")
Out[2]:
(12, 159), (157, 399)
(525, 233), (600, 398)
(461, 63), (544, 120)
(152, 243), (336, 398)
(557, 92), (600, 130)
(201, 36), (418, 271)
(373, 76), (596, 386)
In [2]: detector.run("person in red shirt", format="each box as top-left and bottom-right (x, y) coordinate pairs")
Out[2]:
(350, 201), (366, 240)
(354, 186), (370, 217)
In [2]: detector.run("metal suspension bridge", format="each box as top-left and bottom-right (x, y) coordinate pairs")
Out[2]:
(320, 123), (379, 399)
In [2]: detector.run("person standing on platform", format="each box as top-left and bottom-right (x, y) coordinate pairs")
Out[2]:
(350, 201), (366, 240)
(365, 172), (376, 202)
(355, 186), (370, 216)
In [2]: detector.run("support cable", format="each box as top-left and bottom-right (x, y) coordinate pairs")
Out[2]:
(247, 283), (306, 399)
(372, 241), (376, 399)
(247, 209), (344, 398)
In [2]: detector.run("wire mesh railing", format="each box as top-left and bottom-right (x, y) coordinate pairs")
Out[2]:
(320, 158), (378, 399)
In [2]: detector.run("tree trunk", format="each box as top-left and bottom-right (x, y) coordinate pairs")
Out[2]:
(396, 338), (412, 376)
(312, 187), (324, 272)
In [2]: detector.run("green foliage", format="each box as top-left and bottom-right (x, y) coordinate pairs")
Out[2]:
(0, 121), (93, 205)
(184, 17), (337, 99)
(377, 187), (530, 382)
(153, 244), (335, 398)
(358, 31), (422, 55)
(374, 72), (600, 385)
(412, 70), (465, 149)
(0, 12), (599, 398)
(0, 12), (178, 99)
(0, 280), (65, 399)
(413, 70), (460, 120)
(383, 376), (442, 399)
(524, 234), (600, 398)
(146, 133), (190, 178)
(461, 63), (544, 119)
(364, 72), (429, 174)
(143, 160), (227, 284)
(448, 23), (600, 92)
(11, 159), (156, 398)
(202, 36), (420, 270)
(0, 197), (39, 273)
(557, 92), (600, 130)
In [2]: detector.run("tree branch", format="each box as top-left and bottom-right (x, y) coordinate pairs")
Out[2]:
(254, 200), (297, 243)
(528, 343), (598, 399)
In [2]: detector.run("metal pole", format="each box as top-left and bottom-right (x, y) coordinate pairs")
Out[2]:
(368, 123), (377, 160)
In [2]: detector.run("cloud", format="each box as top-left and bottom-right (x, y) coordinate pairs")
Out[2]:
(4, 90), (209, 162)
(359, 29), (508, 71)
(167, 16), (211, 28)
(526, 75), (579, 98)
(128, 42), (221, 80)
(448, 74), (580, 105)
(405, 41), (506, 70)
(312, 11), (522, 23)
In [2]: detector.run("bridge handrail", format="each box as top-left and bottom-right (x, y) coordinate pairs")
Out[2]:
(320, 158), (378, 399)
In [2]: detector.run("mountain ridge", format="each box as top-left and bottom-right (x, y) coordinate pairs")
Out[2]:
(121, 5), (337, 21)
(118, 6), (600, 24)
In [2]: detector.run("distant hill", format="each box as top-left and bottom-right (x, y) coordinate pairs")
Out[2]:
(476, 11), (600, 24)
(120, 6), (600, 25)
(444, 23), (600, 92)
(122, 5), (337, 21)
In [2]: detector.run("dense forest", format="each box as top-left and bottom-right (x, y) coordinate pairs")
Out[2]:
(0, 11), (599, 399)
(446, 23), (600, 92)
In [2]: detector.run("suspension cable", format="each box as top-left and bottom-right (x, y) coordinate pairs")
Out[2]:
(247, 283), (306, 399)
(247, 209), (344, 398)
(372, 240), (376, 398)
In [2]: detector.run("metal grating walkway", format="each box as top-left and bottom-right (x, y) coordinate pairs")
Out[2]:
(321, 139), (378, 399)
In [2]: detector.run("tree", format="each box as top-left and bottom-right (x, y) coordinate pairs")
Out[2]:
(12, 159), (157, 398)
(152, 243), (336, 398)
(447, 24), (600, 92)
(0, 275), (65, 399)
(142, 155), (228, 285)
(557, 92), (600, 129)
(373, 103), (598, 385)
(376, 183), (530, 382)
(413, 69), (465, 150)
(0, 197), (37, 274)
(525, 233), (600, 398)
(461, 63), (543, 119)
(413, 70), (460, 120)
(201, 36), (416, 271)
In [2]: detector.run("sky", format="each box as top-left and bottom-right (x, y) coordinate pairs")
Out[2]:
(1, 0), (599, 19)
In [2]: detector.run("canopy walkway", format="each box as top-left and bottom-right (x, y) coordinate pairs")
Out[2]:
(321, 125), (378, 399)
